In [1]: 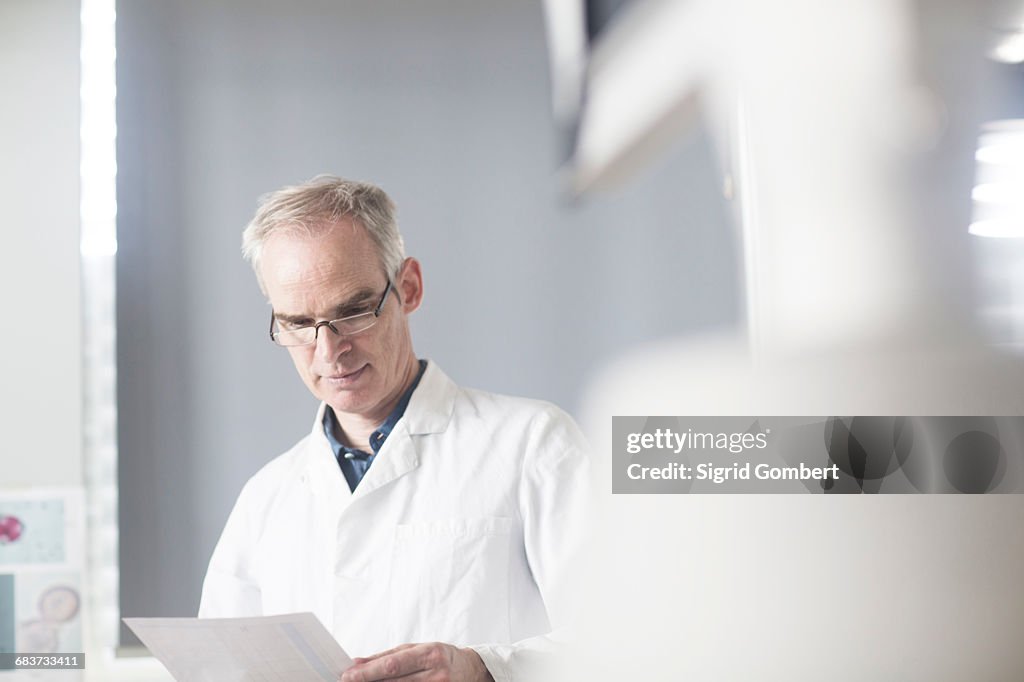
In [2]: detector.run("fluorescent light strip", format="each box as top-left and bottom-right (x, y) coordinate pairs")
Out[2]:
(80, 0), (117, 258)
(80, 0), (121, 666)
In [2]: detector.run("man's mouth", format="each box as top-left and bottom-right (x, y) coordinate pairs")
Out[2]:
(323, 364), (368, 386)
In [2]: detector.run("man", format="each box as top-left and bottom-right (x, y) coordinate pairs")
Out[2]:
(199, 176), (590, 682)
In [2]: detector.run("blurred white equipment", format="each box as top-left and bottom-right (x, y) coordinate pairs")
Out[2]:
(547, 0), (1024, 679)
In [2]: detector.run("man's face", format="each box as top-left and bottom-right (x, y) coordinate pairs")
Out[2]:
(259, 219), (422, 422)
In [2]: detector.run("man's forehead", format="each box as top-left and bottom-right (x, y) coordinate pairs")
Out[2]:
(266, 272), (381, 313)
(260, 222), (385, 314)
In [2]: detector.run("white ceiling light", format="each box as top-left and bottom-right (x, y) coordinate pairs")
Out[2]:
(989, 31), (1024, 63)
(970, 120), (1024, 238)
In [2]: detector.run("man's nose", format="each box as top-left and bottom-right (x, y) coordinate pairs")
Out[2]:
(315, 324), (351, 362)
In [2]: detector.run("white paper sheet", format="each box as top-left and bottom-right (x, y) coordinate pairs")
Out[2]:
(123, 612), (353, 682)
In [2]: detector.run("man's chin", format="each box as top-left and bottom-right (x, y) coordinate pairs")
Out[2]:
(320, 383), (378, 417)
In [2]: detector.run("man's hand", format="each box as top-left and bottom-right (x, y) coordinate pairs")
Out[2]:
(339, 642), (494, 682)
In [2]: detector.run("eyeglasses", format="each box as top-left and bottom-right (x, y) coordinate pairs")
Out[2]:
(269, 281), (394, 347)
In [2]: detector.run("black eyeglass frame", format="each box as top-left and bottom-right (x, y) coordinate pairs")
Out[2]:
(268, 280), (394, 346)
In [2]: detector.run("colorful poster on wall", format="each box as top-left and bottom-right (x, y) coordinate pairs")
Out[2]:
(0, 490), (84, 680)
(0, 491), (83, 572)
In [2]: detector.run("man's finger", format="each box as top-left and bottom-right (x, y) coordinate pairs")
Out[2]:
(341, 643), (450, 682)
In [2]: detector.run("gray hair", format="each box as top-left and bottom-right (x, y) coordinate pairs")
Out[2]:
(242, 175), (405, 292)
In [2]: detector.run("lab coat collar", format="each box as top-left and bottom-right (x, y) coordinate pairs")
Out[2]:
(401, 360), (457, 435)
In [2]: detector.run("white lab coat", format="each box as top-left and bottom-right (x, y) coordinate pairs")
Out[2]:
(199, 362), (590, 682)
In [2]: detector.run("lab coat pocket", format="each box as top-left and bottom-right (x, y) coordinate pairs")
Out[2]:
(388, 517), (514, 646)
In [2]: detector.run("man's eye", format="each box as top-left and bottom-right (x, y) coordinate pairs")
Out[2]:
(278, 320), (309, 331)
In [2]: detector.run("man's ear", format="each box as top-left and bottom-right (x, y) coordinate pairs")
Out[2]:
(396, 257), (423, 313)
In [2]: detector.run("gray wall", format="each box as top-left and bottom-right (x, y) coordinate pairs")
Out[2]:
(0, 0), (81, 488)
(115, 0), (738, 640)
